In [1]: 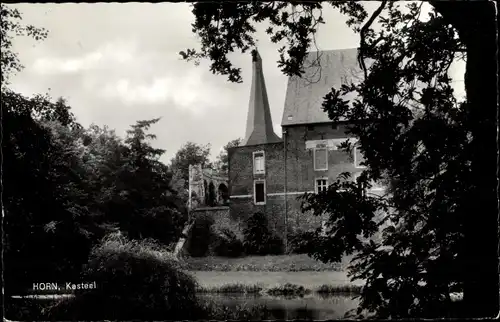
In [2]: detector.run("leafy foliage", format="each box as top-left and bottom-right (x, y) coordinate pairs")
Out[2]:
(210, 227), (244, 258)
(1, 4), (48, 89)
(107, 118), (186, 244)
(2, 5), (186, 298)
(287, 228), (316, 255)
(46, 234), (199, 320)
(214, 138), (241, 173)
(170, 141), (212, 189)
(3, 91), (109, 294)
(243, 212), (284, 255)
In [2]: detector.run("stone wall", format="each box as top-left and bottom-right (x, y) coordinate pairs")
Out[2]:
(188, 165), (229, 209)
(190, 206), (243, 239)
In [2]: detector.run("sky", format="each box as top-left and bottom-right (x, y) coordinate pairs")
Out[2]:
(9, 2), (465, 164)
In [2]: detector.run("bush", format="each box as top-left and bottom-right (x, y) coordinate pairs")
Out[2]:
(210, 227), (244, 258)
(267, 283), (309, 297)
(287, 229), (315, 254)
(267, 234), (285, 255)
(243, 212), (284, 255)
(187, 214), (215, 257)
(46, 233), (199, 320)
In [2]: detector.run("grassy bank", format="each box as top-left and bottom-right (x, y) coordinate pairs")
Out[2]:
(196, 282), (362, 296)
(190, 271), (364, 295)
(183, 254), (351, 272)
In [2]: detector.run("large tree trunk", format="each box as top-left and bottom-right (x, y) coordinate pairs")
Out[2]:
(432, 1), (499, 317)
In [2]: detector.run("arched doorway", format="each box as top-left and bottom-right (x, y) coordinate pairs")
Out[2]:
(207, 181), (216, 207)
(218, 183), (229, 205)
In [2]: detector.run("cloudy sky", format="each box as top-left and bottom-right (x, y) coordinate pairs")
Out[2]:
(9, 2), (464, 164)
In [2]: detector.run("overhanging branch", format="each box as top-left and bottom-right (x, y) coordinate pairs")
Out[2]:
(358, 0), (387, 80)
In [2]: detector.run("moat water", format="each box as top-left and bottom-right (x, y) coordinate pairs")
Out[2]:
(197, 293), (360, 320)
(10, 292), (361, 319)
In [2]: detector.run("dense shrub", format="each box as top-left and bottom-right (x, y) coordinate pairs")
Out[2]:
(187, 214), (215, 257)
(243, 212), (284, 255)
(46, 233), (199, 320)
(267, 234), (285, 255)
(210, 227), (244, 257)
(267, 283), (309, 297)
(287, 229), (316, 254)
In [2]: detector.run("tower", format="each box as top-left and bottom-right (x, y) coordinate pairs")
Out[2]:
(241, 49), (282, 146)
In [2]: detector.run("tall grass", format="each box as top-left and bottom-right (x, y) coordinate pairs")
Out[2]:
(196, 282), (362, 297)
(267, 283), (310, 297)
(316, 284), (363, 294)
(197, 283), (264, 294)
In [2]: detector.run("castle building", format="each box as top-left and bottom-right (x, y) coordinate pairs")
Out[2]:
(228, 48), (383, 236)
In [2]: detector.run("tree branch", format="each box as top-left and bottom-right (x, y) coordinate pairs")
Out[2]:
(358, 1), (387, 80)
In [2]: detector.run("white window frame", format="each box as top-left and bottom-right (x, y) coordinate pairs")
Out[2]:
(253, 179), (266, 205)
(253, 150), (266, 175)
(313, 146), (328, 171)
(353, 145), (367, 169)
(315, 177), (329, 194)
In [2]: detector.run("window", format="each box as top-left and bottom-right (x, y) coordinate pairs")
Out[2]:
(254, 180), (266, 205)
(315, 178), (328, 194)
(354, 145), (366, 168)
(353, 171), (384, 192)
(253, 151), (265, 174)
(314, 146), (328, 171)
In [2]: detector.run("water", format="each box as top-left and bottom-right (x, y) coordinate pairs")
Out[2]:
(8, 293), (361, 320)
(197, 293), (360, 320)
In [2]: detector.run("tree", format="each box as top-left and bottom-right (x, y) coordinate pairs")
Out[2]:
(3, 91), (111, 294)
(108, 118), (186, 244)
(170, 141), (212, 189)
(1, 4), (47, 89)
(1, 4), (109, 294)
(214, 138), (241, 173)
(2, 5), (188, 301)
(182, 1), (498, 318)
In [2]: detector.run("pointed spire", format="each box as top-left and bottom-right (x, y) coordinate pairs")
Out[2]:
(242, 49), (281, 146)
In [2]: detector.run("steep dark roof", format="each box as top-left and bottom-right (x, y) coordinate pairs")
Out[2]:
(242, 49), (282, 146)
(281, 48), (364, 126)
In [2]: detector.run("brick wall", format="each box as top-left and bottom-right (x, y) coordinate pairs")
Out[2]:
(227, 122), (364, 237)
(229, 195), (325, 238)
(228, 142), (285, 196)
(284, 122), (363, 193)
